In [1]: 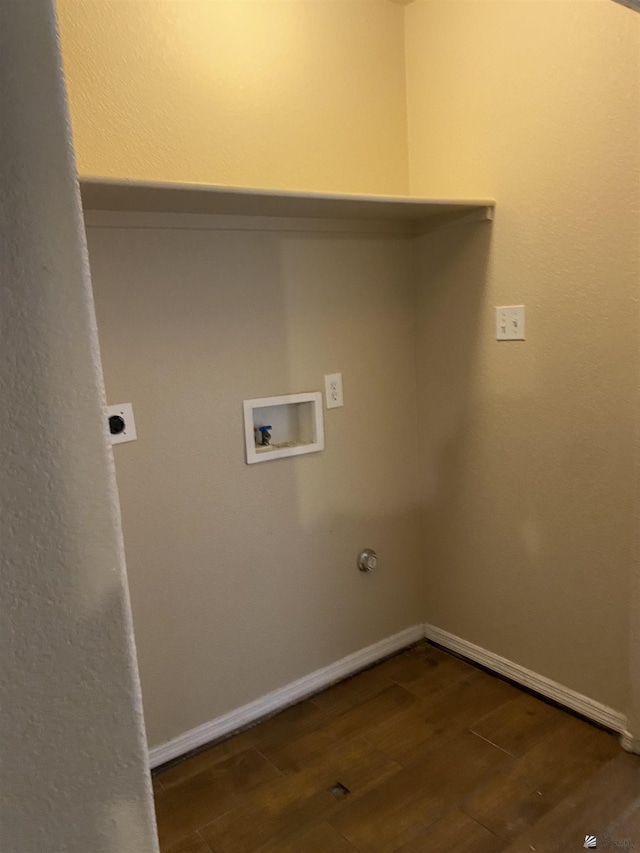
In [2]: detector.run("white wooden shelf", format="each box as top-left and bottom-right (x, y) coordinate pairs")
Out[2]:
(80, 177), (495, 233)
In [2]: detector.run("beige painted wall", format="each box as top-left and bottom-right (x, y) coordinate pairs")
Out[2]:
(86, 216), (423, 747)
(57, 0), (409, 195)
(0, 1), (157, 849)
(406, 0), (640, 712)
(60, 0), (640, 745)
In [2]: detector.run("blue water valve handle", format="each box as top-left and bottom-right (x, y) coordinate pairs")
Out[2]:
(258, 425), (272, 447)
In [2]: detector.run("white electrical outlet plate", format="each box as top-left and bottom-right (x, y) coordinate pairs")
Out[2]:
(496, 305), (526, 341)
(324, 373), (344, 409)
(107, 403), (137, 445)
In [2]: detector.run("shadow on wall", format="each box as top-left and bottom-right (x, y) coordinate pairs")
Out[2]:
(415, 212), (633, 708)
(414, 224), (493, 623)
(416, 223), (492, 497)
(87, 222), (424, 747)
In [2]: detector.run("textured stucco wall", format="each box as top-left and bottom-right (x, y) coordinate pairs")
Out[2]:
(406, 0), (640, 714)
(56, 0), (409, 195)
(0, 2), (159, 849)
(86, 218), (423, 748)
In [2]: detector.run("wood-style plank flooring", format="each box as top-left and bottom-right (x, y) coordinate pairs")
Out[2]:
(152, 642), (640, 853)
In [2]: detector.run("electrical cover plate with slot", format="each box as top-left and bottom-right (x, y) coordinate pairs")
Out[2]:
(243, 392), (324, 464)
(106, 402), (137, 445)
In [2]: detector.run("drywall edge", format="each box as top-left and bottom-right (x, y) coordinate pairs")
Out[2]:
(0, 1), (158, 850)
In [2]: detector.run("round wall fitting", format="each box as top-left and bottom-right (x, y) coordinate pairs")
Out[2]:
(358, 549), (378, 572)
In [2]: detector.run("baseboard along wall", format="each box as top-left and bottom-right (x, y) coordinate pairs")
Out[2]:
(149, 624), (424, 768)
(149, 622), (630, 768)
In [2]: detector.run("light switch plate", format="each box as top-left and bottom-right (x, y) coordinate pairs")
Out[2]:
(107, 402), (137, 445)
(496, 305), (526, 341)
(324, 373), (344, 409)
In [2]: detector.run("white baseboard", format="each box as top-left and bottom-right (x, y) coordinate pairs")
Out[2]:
(424, 623), (627, 734)
(620, 730), (640, 754)
(149, 621), (632, 769)
(149, 623), (424, 768)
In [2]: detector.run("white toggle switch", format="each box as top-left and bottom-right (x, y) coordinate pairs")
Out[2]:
(496, 305), (526, 341)
(324, 373), (344, 409)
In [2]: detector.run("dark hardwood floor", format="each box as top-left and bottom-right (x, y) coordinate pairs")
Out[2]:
(152, 642), (640, 853)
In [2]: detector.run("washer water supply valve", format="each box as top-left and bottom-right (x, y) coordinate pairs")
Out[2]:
(358, 549), (378, 573)
(257, 425), (272, 447)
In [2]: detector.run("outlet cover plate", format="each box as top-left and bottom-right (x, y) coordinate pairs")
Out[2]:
(107, 402), (137, 445)
(324, 373), (344, 409)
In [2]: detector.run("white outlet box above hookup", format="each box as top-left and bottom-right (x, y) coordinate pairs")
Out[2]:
(324, 373), (344, 409)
